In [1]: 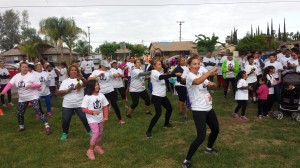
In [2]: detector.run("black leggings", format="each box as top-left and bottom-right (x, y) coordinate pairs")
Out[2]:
(130, 90), (150, 110)
(224, 77), (236, 96)
(266, 94), (275, 112)
(104, 91), (122, 120)
(175, 86), (187, 102)
(62, 107), (90, 134)
(147, 95), (173, 132)
(258, 99), (268, 116)
(0, 84), (12, 104)
(234, 100), (248, 116)
(115, 87), (126, 99)
(186, 109), (219, 161)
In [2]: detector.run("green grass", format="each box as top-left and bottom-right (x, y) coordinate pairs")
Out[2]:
(1, 87), (300, 168)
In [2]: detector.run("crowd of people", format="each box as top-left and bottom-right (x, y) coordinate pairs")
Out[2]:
(0, 43), (300, 167)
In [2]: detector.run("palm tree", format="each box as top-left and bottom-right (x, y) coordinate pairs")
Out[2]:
(62, 19), (86, 59)
(19, 38), (42, 61)
(74, 40), (91, 57)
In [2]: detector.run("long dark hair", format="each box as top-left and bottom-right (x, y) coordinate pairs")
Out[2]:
(234, 70), (246, 92)
(263, 66), (275, 78)
(85, 80), (97, 95)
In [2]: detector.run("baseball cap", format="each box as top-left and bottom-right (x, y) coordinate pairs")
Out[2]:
(100, 60), (110, 68)
(110, 60), (117, 64)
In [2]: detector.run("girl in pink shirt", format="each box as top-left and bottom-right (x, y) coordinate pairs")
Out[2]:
(256, 77), (269, 118)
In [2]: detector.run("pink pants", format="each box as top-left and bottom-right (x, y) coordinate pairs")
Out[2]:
(89, 122), (104, 146)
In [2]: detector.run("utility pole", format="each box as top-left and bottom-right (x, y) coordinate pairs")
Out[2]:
(177, 21), (184, 42)
(88, 26), (91, 54)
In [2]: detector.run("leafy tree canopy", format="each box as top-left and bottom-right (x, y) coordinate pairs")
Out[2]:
(195, 33), (220, 52)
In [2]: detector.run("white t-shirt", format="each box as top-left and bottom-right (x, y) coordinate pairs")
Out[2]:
(81, 93), (109, 124)
(203, 57), (216, 71)
(186, 71), (211, 111)
(110, 68), (124, 88)
(151, 70), (166, 97)
(126, 62), (135, 77)
(226, 60), (235, 78)
(216, 58), (223, 75)
(253, 59), (262, 75)
(59, 78), (84, 108)
(296, 65), (300, 73)
(245, 64), (257, 83)
(9, 73), (40, 102)
(59, 68), (67, 82)
(90, 70), (114, 94)
(130, 68), (146, 92)
(266, 74), (276, 94)
(48, 69), (57, 86)
(235, 79), (248, 100)
(35, 71), (51, 96)
(80, 60), (95, 74)
(283, 58), (298, 74)
(280, 56), (292, 66)
(276, 53), (285, 62)
(220, 56), (228, 63)
(264, 61), (283, 78)
(0, 68), (10, 85)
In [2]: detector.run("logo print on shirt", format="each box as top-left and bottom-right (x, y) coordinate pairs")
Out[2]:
(228, 63), (233, 69)
(68, 83), (75, 89)
(18, 80), (25, 88)
(40, 76), (46, 82)
(93, 99), (102, 109)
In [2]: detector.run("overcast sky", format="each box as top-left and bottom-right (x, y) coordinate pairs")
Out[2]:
(1, 0), (300, 49)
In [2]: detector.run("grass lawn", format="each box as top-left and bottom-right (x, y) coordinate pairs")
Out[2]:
(0, 87), (300, 168)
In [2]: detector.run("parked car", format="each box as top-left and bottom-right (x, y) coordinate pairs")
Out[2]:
(4, 63), (19, 78)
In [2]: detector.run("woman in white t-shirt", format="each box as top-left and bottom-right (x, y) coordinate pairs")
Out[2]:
(232, 71), (249, 120)
(0, 61), (13, 107)
(35, 63), (52, 117)
(1, 62), (51, 134)
(264, 66), (277, 114)
(126, 59), (151, 118)
(58, 62), (68, 84)
(145, 60), (181, 138)
(88, 61), (125, 124)
(57, 65), (91, 141)
(244, 55), (257, 102)
(182, 56), (219, 168)
(81, 80), (109, 160)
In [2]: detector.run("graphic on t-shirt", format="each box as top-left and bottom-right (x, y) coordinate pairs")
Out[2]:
(228, 63), (233, 69)
(40, 76), (46, 83)
(68, 83), (75, 89)
(99, 74), (107, 81)
(18, 80), (25, 88)
(93, 99), (102, 109)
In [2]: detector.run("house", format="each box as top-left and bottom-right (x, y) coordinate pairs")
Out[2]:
(149, 41), (197, 58)
(113, 48), (132, 60)
(1, 44), (79, 65)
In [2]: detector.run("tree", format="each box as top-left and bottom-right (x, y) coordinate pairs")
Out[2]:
(19, 27), (42, 61)
(267, 22), (270, 36)
(131, 44), (147, 57)
(235, 34), (280, 53)
(278, 24), (281, 41)
(62, 18), (86, 58)
(271, 19), (274, 37)
(99, 42), (119, 57)
(292, 31), (300, 40)
(283, 18), (287, 42)
(195, 33), (220, 52)
(74, 40), (92, 57)
(0, 9), (21, 51)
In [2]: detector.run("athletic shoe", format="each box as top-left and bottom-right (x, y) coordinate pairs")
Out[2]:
(2, 104), (7, 107)
(146, 131), (152, 138)
(182, 160), (191, 168)
(86, 149), (95, 160)
(35, 114), (40, 119)
(163, 123), (174, 128)
(88, 131), (93, 137)
(8, 102), (14, 106)
(240, 116), (249, 120)
(205, 147), (219, 155)
(47, 112), (52, 117)
(60, 133), (68, 141)
(126, 113), (132, 118)
(17, 128), (25, 132)
(232, 113), (239, 119)
(94, 146), (105, 155)
(119, 119), (125, 124)
(258, 115), (262, 119)
(145, 111), (152, 115)
(45, 127), (52, 135)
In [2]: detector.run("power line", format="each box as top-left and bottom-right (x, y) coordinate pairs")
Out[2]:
(1, 1), (300, 8)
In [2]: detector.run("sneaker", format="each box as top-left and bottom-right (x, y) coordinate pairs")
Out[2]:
(17, 128), (25, 132)
(126, 113), (132, 118)
(182, 160), (191, 168)
(60, 133), (68, 141)
(94, 146), (105, 155)
(232, 113), (239, 119)
(86, 149), (95, 160)
(240, 116), (249, 120)
(258, 115), (262, 119)
(145, 111), (152, 115)
(119, 119), (125, 124)
(163, 123), (174, 128)
(45, 127), (52, 135)
(35, 114), (40, 119)
(146, 131), (152, 138)
(47, 112), (52, 117)
(2, 104), (7, 107)
(8, 102), (14, 106)
(263, 115), (269, 118)
(205, 147), (219, 155)
(88, 131), (93, 137)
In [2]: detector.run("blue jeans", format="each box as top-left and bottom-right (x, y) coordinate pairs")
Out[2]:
(62, 107), (90, 134)
(39, 95), (51, 113)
